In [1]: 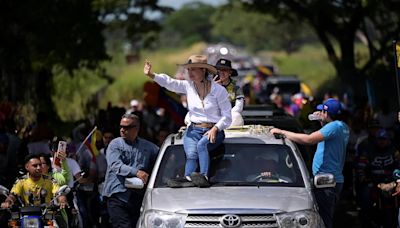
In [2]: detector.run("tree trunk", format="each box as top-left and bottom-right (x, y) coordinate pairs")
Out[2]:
(0, 67), (27, 103)
(0, 67), (57, 122)
(337, 33), (367, 101)
(34, 69), (57, 120)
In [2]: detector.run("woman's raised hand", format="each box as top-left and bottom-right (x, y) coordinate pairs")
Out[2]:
(144, 60), (154, 78)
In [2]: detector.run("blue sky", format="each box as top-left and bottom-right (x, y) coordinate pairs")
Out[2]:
(158, 0), (227, 9)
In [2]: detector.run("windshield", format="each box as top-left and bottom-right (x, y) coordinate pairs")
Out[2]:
(154, 144), (305, 188)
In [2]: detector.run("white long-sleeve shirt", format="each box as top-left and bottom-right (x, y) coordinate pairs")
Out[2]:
(232, 98), (244, 113)
(154, 73), (232, 130)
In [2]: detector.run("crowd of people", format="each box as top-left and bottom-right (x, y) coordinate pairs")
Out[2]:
(0, 54), (399, 228)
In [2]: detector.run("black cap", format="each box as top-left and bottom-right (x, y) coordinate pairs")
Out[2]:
(215, 58), (238, 76)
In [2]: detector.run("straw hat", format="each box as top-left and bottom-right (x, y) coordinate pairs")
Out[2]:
(179, 55), (217, 75)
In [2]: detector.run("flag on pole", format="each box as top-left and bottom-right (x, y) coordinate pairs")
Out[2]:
(76, 126), (99, 162)
(84, 129), (100, 162)
(158, 87), (188, 126)
(393, 40), (400, 107)
(396, 41), (400, 68)
(144, 81), (187, 126)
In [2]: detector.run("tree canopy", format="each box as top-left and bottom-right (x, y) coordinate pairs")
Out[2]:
(210, 1), (315, 53)
(243, 0), (400, 104)
(158, 1), (315, 53)
(0, 0), (170, 121)
(0, 0), (108, 116)
(95, 0), (173, 50)
(158, 2), (215, 47)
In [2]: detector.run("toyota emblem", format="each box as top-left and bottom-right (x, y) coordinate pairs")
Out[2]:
(220, 214), (241, 227)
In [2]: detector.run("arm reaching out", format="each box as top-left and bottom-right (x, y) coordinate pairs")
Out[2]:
(270, 128), (324, 145)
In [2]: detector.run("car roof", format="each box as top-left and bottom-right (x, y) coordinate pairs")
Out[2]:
(242, 105), (304, 133)
(165, 125), (294, 147)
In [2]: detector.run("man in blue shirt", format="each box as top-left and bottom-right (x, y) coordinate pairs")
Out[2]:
(102, 113), (159, 228)
(270, 98), (349, 228)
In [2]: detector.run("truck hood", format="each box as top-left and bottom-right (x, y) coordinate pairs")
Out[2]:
(144, 186), (314, 213)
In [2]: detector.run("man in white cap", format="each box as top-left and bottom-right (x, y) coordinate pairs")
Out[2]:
(126, 99), (139, 114)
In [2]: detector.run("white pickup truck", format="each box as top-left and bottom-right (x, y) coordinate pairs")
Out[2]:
(137, 125), (328, 228)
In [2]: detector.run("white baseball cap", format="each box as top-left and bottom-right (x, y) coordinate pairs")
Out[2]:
(130, 99), (139, 107)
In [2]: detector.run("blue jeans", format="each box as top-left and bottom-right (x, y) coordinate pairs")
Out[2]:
(313, 183), (343, 228)
(183, 125), (225, 177)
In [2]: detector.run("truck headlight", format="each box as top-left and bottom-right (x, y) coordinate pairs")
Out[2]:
(276, 210), (324, 228)
(21, 216), (40, 228)
(144, 210), (187, 228)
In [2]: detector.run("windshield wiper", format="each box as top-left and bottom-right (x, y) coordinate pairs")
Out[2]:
(212, 182), (264, 186)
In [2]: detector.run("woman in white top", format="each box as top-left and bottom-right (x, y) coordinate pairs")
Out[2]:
(144, 55), (232, 187)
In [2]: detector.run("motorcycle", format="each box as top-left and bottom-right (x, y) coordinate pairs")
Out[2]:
(68, 171), (85, 228)
(0, 184), (70, 228)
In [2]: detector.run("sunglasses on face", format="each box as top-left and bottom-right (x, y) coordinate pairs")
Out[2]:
(120, 125), (137, 130)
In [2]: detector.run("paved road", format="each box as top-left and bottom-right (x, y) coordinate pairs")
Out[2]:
(334, 198), (361, 228)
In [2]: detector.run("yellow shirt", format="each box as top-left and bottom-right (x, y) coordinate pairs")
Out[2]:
(11, 175), (60, 206)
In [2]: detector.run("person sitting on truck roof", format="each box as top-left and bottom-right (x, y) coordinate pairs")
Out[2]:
(144, 55), (232, 188)
(213, 58), (244, 126)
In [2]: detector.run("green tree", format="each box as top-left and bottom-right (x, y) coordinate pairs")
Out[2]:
(0, 0), (171, 122)
(94, 0), (173, 52)
(243, 0), (400, 101)
(158, 2), (215, 47)
(0, 0), (108, 116)
(211, 1), (315, 53)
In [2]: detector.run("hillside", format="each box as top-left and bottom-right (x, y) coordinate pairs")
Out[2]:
(53, 42), (336, 121)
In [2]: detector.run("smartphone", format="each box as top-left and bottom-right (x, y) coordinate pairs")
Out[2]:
(214, 75), (220, 81)
(54, 141), (67, 166)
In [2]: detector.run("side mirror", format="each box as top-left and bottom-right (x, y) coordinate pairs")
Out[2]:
(56, 185), (71, 196)
(0, 185), (9, 196)
(313, 173), (336, 188)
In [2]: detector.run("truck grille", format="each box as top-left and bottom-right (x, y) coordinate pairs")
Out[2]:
(185, 214), (278, 228)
